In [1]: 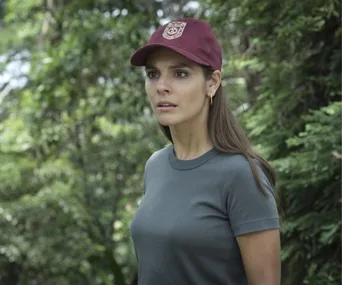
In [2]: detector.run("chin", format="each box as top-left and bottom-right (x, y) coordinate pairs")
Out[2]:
(155, 112), (194, 127)
(157, 117), (183, 127)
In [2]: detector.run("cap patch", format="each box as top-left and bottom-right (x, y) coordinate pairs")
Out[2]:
(162, 21), (187, 40)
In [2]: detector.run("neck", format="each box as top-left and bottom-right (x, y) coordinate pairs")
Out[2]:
(169, 123), (213, 160)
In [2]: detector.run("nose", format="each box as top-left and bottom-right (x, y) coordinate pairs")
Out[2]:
(156, 75), (171, 95)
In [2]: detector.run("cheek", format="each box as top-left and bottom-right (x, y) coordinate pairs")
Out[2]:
(145, 81), (154, 103)
(184, 82), (207, 106)
(144, 80), (149, 95)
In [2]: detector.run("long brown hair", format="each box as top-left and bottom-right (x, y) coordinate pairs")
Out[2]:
(159, 67), (276, 195)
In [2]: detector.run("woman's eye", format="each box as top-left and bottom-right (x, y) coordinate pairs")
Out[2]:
(146, 71), (158, 79)
(175, 71), (187, 78)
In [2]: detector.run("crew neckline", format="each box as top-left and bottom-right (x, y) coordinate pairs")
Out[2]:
(168, 146), (219, 170)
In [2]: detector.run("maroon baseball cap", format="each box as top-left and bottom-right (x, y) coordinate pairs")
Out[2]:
(130, 18), (222, 71)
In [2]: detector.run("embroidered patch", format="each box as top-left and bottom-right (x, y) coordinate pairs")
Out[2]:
(162, 21), (187, 40)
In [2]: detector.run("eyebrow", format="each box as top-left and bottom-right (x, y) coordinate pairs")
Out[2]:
(145, 62), (193, 70)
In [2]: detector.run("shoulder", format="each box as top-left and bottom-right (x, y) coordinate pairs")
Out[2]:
(214, 152), (253, 175)
(215, 152), (273, 193)
(145, 144), (172, 169)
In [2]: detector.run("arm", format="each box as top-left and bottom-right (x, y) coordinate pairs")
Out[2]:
(225, 159), (281, 285)
(237, 229), (281, 285)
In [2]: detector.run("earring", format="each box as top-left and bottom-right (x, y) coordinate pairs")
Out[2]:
(209, 93), (213, 105)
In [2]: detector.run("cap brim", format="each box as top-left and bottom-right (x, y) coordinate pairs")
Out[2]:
(130, 43), (211, 68)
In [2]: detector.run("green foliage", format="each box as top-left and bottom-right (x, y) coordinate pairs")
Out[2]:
(274, 102), (341, 284)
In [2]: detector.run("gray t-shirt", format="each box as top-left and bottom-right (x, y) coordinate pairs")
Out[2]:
(130, 146), (279, 285)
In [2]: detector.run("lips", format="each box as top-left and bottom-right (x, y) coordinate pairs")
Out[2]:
(156, 101), (178, 112)
(157, 101), (177, 107)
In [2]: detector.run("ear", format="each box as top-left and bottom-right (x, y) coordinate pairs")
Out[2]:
(206, 70), (221, 97)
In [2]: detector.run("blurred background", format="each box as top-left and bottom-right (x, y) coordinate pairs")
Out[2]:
(0, 0), (341, 284)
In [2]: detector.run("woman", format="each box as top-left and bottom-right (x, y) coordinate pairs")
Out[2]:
(129, 18), (281, 285)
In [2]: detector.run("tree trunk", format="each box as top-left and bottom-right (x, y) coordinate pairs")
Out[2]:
(105, 249), (126, 285)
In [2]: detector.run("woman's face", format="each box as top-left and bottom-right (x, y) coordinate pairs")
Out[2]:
(144, 48), (210, 128)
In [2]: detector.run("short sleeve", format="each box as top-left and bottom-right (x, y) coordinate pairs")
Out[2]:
(143, 151), (155, 195)
(226, 165), (280, 236)
(143, 151), (158, 195)
(143, 174), (146, 194)
(143, 163), (148, 195)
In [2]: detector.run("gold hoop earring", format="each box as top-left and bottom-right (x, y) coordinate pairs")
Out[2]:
(209, 94), (213, 105)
